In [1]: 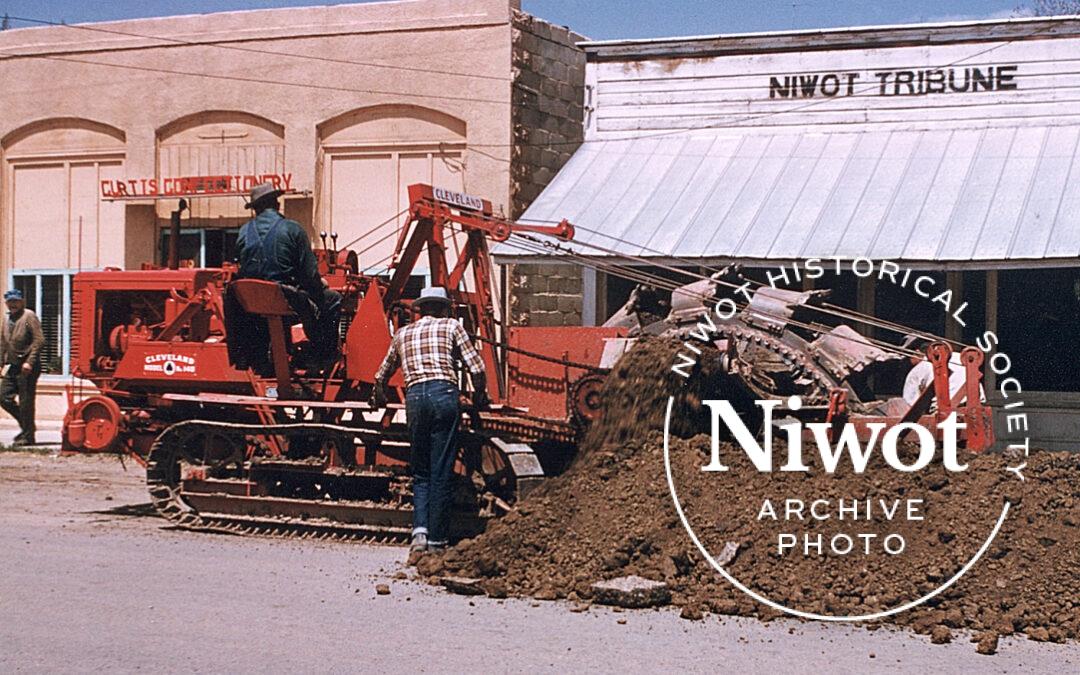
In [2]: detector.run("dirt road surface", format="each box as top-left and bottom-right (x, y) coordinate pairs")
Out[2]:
(1, 451), (1076, 674)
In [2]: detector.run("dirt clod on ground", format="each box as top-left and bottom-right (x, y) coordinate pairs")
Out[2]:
(423, 338), (1080, 648)
(977, 632), (1000, 655)
(930, 625), (953, 644)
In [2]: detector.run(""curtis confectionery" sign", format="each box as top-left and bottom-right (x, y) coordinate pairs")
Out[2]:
(100, 173), (293, 199)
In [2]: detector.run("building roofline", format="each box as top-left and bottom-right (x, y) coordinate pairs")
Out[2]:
(580, 14), (1080, 60)
(0, 0), (516, 56)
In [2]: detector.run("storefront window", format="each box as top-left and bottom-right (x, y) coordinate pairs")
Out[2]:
(10, 271), (72, 375)
(159, 228), (239, 268)
(997, 267), (1080, 392)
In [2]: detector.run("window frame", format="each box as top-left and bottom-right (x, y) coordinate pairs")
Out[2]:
(158, 226), (241, 268)
(7, 268), (76, 376)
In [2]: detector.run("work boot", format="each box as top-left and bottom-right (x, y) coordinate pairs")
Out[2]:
(410, 532), (428, 553)
(426, 541), (447, 553)
(13, 436), (34, 447)
(13, 430), (25, 443)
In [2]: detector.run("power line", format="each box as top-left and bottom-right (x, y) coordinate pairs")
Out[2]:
(1, 15), (1055, 129)
(0, 14), (512, 83)
(0, 12), (1059, 157)
(14, 52), (509, 106)
(508, 218), (963, 348)
(0, 12), (511, 105)
(493, 229), (935, 356)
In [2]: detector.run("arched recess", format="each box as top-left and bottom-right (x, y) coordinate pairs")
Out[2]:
(3, 117), (125, 156)
(2, 117), (127, 374)
(317, 104), (465, 147)
(316, 104), (467, 272)
(155, 111), (286, 265)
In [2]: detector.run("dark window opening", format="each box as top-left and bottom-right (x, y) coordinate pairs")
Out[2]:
(997, 267), (1080, 392)
(12, 273), (67, 375)
(809, 272), (857, 311)
(960, 271), (987, 345)
(159, 228), (239, 268)
(874, 271), (947, 340)
(603, 265), (703, 324)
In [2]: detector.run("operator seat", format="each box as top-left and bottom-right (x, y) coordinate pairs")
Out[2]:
(223, 279), (297, 394)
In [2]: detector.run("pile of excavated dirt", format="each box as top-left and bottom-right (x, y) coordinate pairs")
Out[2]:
(421, 338), (1080, 648)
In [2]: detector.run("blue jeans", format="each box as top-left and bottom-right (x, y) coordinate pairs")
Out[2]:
(405, 379), (460, 545)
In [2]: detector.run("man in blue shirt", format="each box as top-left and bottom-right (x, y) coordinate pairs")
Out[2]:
(229, 183), (342, 372)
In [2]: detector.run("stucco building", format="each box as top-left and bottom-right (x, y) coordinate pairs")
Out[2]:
(0, 0), (585, 421)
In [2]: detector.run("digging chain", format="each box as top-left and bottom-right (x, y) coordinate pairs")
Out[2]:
(670, 322), (841, 405)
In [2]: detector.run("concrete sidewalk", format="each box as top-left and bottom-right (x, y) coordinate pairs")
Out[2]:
(0, 422), (61, 447)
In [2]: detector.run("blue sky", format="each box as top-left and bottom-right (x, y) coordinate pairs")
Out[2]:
(0, 1), (1037, 39)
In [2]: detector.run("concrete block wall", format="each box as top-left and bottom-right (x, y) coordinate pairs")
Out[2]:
(510, 10), (586, 219)
(507, 12), (586, 327)
(507, 262), (583, 326)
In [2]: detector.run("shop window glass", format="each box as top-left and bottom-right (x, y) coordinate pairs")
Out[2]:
(997, 267), (1080, 392)
(159, 228), (240, 268)
(10, 272), (71, 375)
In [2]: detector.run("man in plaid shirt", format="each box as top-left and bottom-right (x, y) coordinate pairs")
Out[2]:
(372, 286), (488, 553)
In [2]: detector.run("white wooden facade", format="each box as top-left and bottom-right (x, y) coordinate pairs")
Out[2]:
(512, 17), (1080, 266)
(506, 17), (1080, 450)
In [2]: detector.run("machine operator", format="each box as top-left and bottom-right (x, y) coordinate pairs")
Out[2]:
(371, 286), (489, 555)
(229, 182), (342, 371)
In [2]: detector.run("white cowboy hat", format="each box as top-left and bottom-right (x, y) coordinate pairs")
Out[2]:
(413, 286), (451, 308)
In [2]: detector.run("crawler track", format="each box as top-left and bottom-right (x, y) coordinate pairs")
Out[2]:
(146, 420), (422, 544)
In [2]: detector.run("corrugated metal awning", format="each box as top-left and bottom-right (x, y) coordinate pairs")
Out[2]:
(503, 125), (1080, 266)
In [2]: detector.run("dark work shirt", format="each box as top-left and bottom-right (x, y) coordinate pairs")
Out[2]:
(235, 209), (322, 297)
(1, 309), (44, 366)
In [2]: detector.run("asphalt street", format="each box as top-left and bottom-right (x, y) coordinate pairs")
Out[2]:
(1, 451), (1076, 674)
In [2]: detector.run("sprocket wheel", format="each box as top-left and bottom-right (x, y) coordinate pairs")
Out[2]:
(569, 373), (607, 427)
